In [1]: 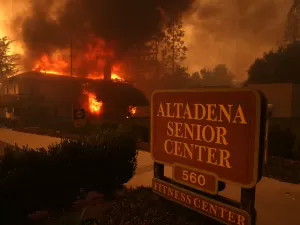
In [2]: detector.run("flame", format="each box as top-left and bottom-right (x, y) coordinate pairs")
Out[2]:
(31, 37), (125, 81)
(84, 91), (103, 115)
(129, 106), (137, 115)
(35, 67), (124, 81)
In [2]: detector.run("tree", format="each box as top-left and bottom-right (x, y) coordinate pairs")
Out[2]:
(199, 64), (234, 87)
(122, 19), (188, 95)
(159, 67), (191, 89)
(0, 36), (20, 81)
(247, 42), (300, 84)
(122, 34), (163, 84)
(283, 0), (300, 44)
(160, 20), (188, 75)
(189, 72), (203, 88)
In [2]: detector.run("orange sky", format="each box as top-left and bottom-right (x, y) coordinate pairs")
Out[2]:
(183, 0), (293, 81)
(0, 0), (295, 82)
(0, 0), (30, 55)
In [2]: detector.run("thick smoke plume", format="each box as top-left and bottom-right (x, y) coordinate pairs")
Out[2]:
(183, 0), (293, 81)
(13, 0), (195, 70)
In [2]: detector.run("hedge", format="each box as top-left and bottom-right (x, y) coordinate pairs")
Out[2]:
(103, 187), (221, 225)
(268, 125), (300, 160)
(0, 130), (137, 224)
(48, 187), (222, 225)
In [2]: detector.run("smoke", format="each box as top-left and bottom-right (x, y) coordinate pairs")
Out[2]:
(0, 0), (30, 55)
(12, 0), (195, 69)
(183, 0), (293, 81)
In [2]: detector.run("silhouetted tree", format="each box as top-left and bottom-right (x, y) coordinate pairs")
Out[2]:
(247, 42), (300, 84)
(283, 0), (300, 44)
(122, 33), (165, 96)
(0, 36), (20, 81)
(190, 72), (203, 88)
(161, 20), (188, 75)
(159, 67), (191, 89)
(199, 64), (234, 87)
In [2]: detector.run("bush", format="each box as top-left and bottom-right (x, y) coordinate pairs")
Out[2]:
(0, 131), (137, 224)
(0, 146), (76, 224)
(101, 187), (221, 225)
(52, 187), (223, 225)
(268, 125), (297, 159)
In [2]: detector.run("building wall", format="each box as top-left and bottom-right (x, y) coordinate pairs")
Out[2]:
(0, 78), (37, 96)
(292, 84), (300, 117)
(248, 83), (294, 118)
(0, 73), (147, 126)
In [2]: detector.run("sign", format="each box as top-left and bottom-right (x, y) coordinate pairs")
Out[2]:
(173, 163), (218, 194)
(73, 108), (86, 128)
(73, 108), (85, 120)
(153, 178), (250, 225)
(151, 88), (266, 190)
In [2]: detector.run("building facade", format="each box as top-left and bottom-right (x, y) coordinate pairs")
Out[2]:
(248, 83), (300, 118)
(248, 83), (300, 140)
(0, 71), (149, 129)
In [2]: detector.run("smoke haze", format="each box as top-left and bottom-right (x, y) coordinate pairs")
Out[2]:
(10, 0), (194, 69)
(0, 0), (295, 81)
(183, 0), (293, 81)
(0, 0), (30, 55)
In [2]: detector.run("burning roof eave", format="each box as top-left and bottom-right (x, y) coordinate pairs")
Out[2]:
(92, 82), (149, 106)
(5, 71), (149, 106)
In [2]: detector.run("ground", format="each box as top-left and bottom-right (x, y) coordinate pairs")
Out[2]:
(0, 128), (299, 225)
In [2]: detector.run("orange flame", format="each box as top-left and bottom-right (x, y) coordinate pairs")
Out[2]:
(84, 91), (103, 115)
(32, 37), (125, 81)
(129, 106), (137, 115)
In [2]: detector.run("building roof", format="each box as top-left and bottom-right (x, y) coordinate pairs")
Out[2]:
(5, 71), (149, 107)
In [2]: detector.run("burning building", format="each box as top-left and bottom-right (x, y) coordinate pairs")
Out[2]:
(0, 71), (149, 129)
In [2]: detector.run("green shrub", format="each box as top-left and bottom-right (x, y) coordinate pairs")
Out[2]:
(0, 131), (137, 224)
(268, 125), (297, 159)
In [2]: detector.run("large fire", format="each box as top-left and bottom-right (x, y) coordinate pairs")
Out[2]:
(32, 37), (124, 81)
(30, 37), (124, 113)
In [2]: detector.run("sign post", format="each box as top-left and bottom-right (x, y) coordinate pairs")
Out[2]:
(151, 88), (267, 225)
(73, 108), (86, 128)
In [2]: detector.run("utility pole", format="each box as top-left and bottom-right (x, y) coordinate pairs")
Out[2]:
(70, 39), (73, 77)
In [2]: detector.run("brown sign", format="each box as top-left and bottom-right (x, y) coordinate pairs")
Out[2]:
(151, 88), (266, 188)
(153, 178), (250, 225)
(73, 108), (86, 128)
(173, 163), (218, 194)
(73, 108), (85, 120)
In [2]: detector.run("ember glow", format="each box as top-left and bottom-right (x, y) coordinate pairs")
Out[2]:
(129, 106), (137, 115)
(84, 91), (103, 115)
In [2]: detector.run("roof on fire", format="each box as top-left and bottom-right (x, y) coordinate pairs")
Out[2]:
(4, 71), (149, 106)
